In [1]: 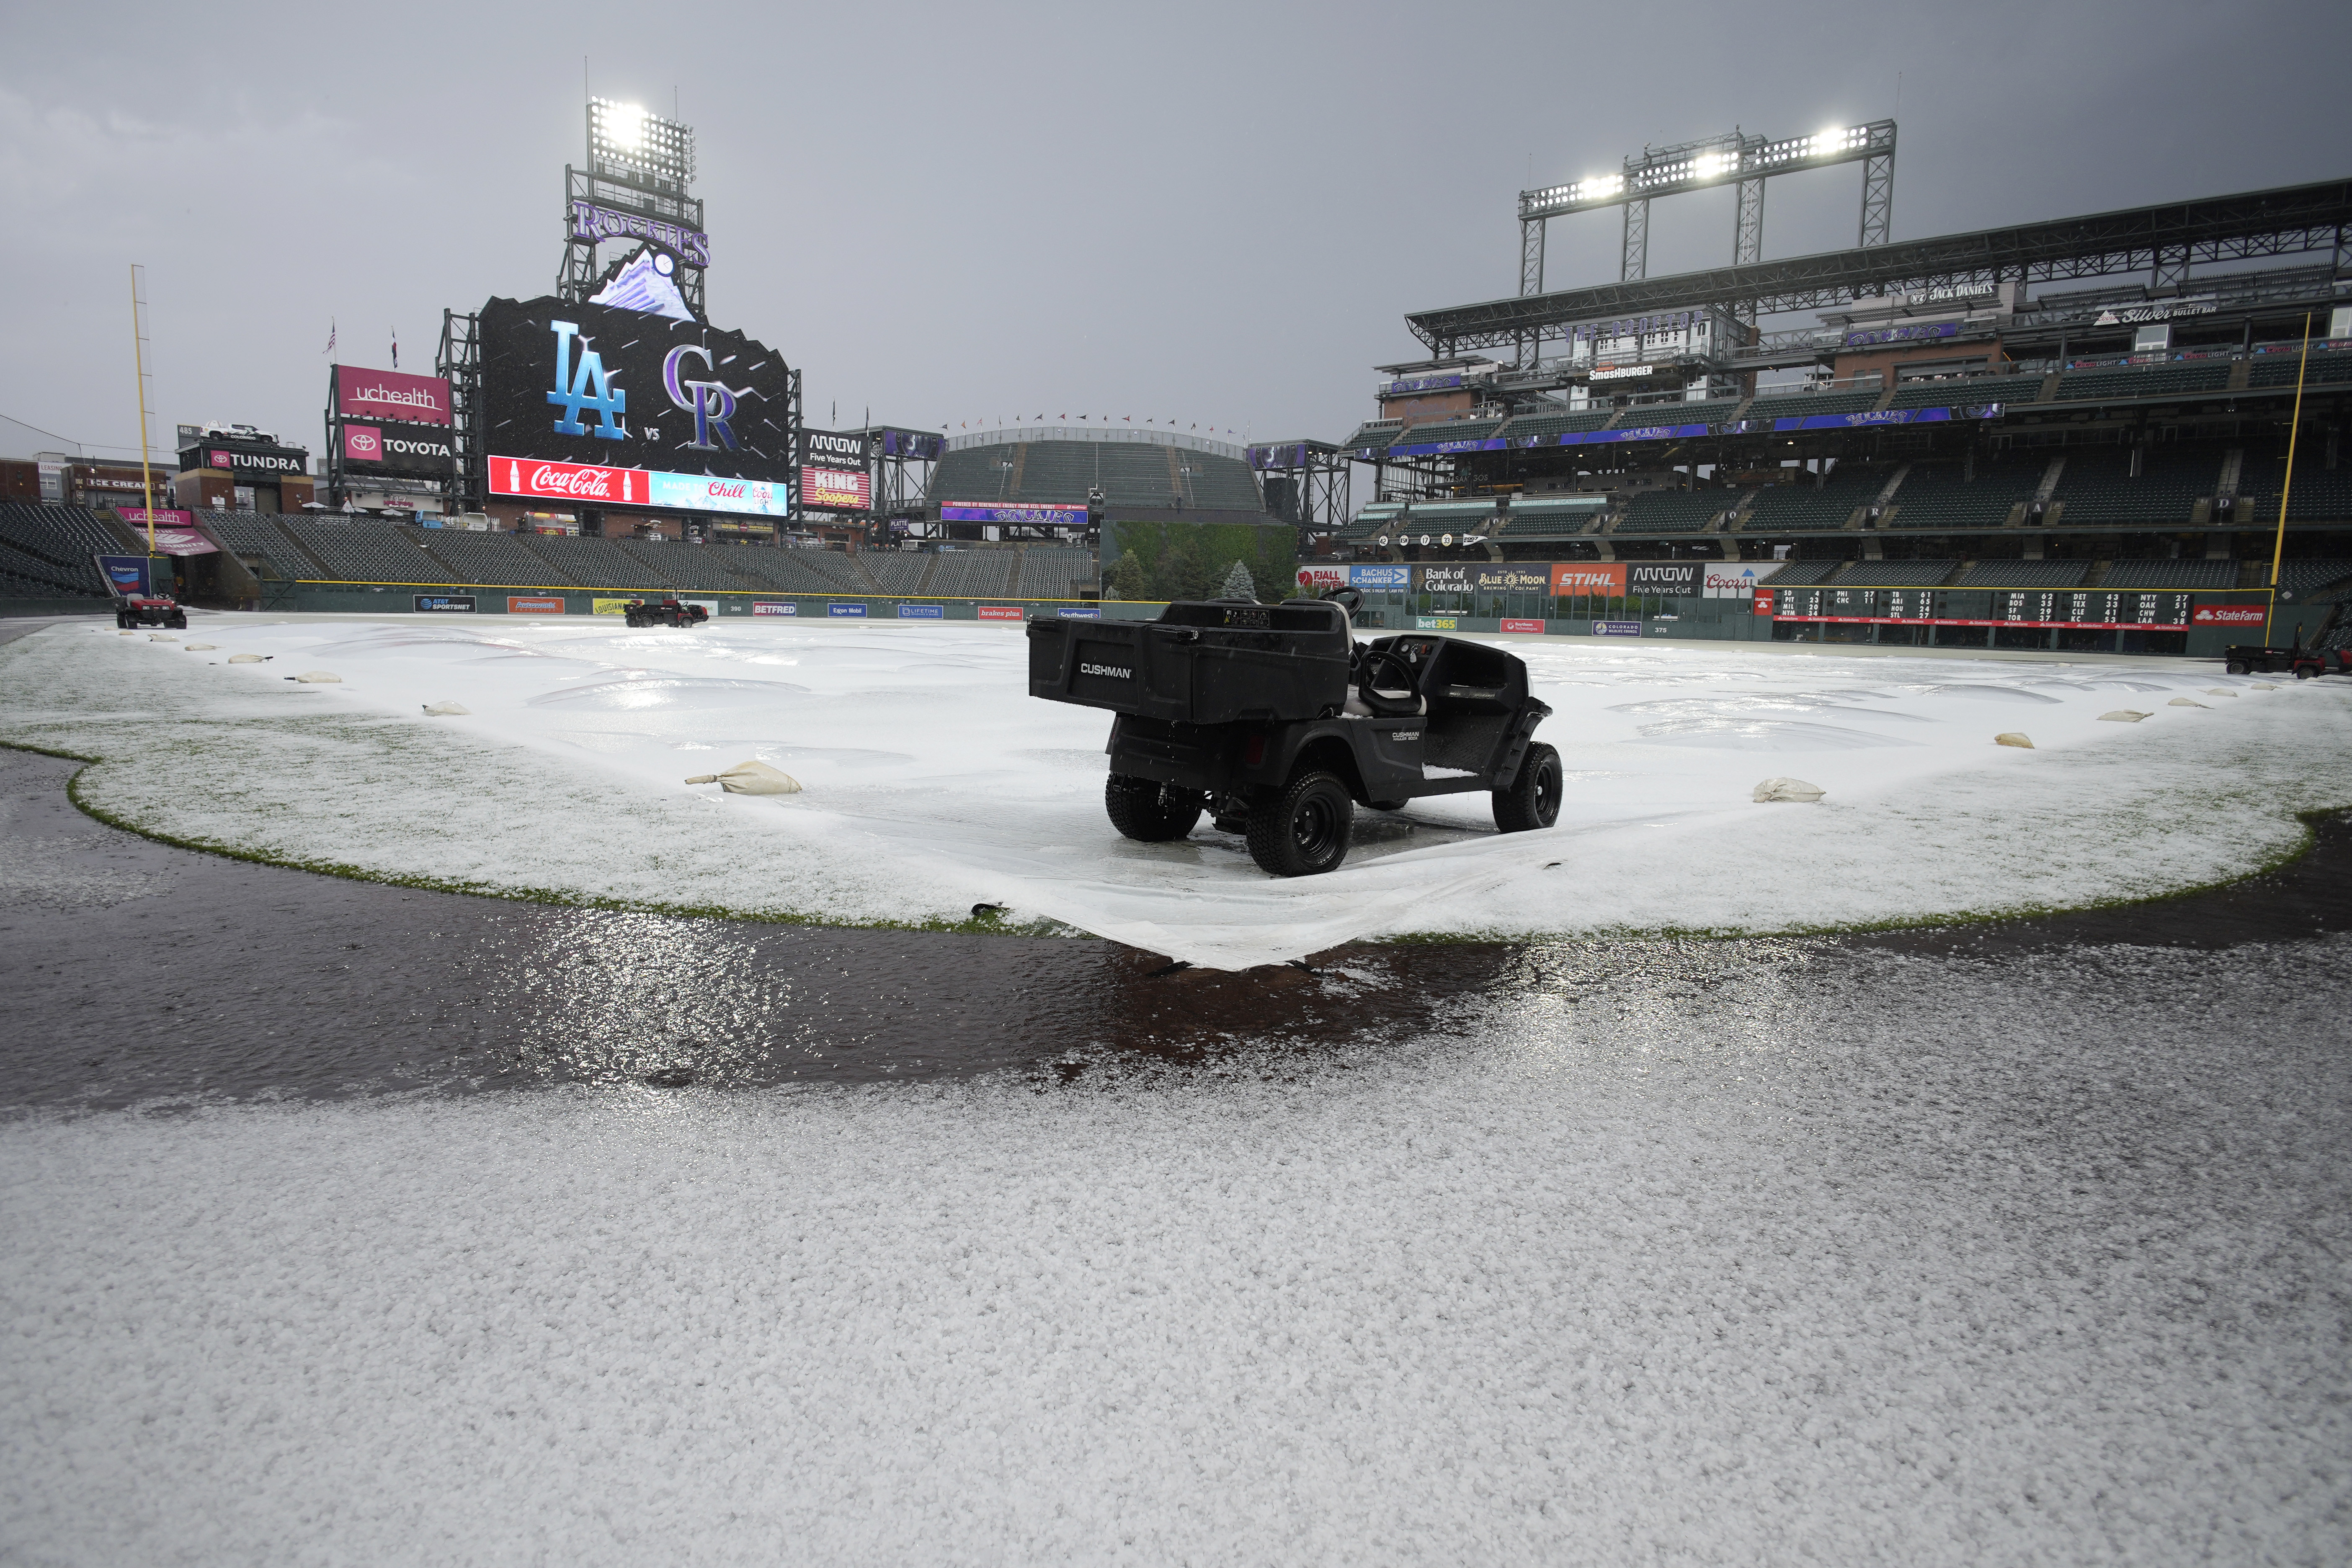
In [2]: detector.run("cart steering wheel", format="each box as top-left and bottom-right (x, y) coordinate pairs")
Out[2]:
(1356, 646), (1421, 718)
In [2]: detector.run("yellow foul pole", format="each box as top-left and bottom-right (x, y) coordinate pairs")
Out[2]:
(131, 265), (157, 554)
(2264, 312), (2312, 643)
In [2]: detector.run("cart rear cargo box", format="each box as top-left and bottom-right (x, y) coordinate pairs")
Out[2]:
(1028, 601), (1350, 725)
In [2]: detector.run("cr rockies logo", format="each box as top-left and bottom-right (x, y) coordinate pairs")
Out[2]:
(663, 344), (746, 450)
(548, 321), (628, 441)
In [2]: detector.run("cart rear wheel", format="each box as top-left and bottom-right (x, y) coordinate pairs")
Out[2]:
(1246, 770), (1353, 877)
(1105, 775), (1204, 842)
(1492, 742), (1562, 833)
(2225, 660), (2249, 675)
(2296, 664), (2318, 679)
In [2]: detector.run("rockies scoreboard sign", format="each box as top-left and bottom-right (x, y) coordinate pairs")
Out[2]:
(477, 295), (794, 485)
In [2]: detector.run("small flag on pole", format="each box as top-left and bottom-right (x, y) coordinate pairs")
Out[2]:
(322, 318), (337, 359)
(390, 327), (399, 370)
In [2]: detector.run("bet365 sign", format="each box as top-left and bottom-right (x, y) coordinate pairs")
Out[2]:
(480, 296), (795, 485)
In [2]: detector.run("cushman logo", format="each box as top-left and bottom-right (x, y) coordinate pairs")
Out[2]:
(1079, 662), (1131, 678)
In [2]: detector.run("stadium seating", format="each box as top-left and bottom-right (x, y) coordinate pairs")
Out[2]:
(1746, 388), (1885, 421)
(1398, 500), (1498, 536)
(1501, 409), (1619, 442)
(201, 513), (319, 581)
(1886, 375), (2038, 410)
(2049, 445), (2224, 527)
(0, 505), (121, 596)
(1831, 560), (1960, 587)
(507, 535), (671, 590)
(1882, 454), (2041, 530)
(2275, 559), (2352, 601)
(1394, 419), (1504, 448)
(613, 538), (767, 592)
(2098, 559), (2239, 591)
(917, 549), (1012, 598)
(2236, 450), (2352, 522)
(1340, 423), (1402, 453)
(1496, 499), (1606, 539)
(1738, 467), (1885, 531)
(928, 446), (1011, 504)
(276, 518), (460, 583)
(406, 526), (578, 586)
(2246, 350), (2352, 389)
(861, 553), (932, 595)
(1953, 560), (2091, 588)
(711, 544), (862, 596)
(2053, 362), (2232, 402)
(1755, 559), (1842, 585)
(1617, 489), (1732, 534)
(1013, 547), (1096, 598)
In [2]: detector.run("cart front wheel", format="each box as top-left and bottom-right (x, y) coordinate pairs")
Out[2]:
(2296, 664), (2318, 680)
(1105, 775), (1204, 842)
(1246, 770), (1354, 877)
(2225, 660), (2249, 675)
(1493, 742), (1562, 833)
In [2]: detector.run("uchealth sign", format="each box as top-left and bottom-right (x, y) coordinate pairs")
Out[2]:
(2192, 604), (2266, 626)
(334, 366), (452, 427)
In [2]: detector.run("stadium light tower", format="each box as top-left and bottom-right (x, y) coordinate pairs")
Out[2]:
(1512, 120), (1895, 360)
(560, 97), (707, 317)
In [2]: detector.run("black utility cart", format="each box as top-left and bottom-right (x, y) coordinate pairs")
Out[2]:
(2224, 601), (2350, 678)
(622, 597), (710, 629)
(1027, 591), (1560, 876)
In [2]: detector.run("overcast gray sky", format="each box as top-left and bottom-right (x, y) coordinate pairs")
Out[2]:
(5, 0), (2349, 462)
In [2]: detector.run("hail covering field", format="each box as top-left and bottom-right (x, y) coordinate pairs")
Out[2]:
(2, 615), (2344, 965)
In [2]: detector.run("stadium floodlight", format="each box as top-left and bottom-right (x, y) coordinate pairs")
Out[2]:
(589, 97), (695, 188)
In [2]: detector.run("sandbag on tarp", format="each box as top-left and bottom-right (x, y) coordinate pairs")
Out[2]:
(1995, 732), (2035, 748)
(1752, 777), (1825, 803)
(184, 643), (218, 651)
(421, 701), (471, 716)
(2168, 697), (2207, 708)
(2098, 710), (2151, 722)
(227, 654), (263, 663)
(684, 760), (802, 795)
(294, 671), (342, 684)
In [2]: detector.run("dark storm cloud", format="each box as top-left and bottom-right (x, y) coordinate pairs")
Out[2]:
(3, 0), (2346, 459)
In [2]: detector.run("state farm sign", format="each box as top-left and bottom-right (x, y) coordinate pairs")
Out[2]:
(2191, 604), (2265, 626)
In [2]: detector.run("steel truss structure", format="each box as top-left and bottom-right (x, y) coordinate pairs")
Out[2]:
(1512, 121), (1896, 361)
(560, 99), (706, 317)
(1249, 440), (1351, 544)
(436, 308), (484, 511)
(1436, 178), (2352, 358)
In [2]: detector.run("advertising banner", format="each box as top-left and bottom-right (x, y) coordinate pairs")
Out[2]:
(800, 465), (872, 511)
(334, 366), (453, 427)
(1348, 563), (1411, 590)
(940, 501), (1090, 527)
(1057, 607), (1101, 618)
(1500, 618), (1545, 634)
(1625, 562), (1702, 597)
(415, 594), (475, 612)
(148, 527), (217, 555)
(1472, 562), (1554, 594)
(879, 428), (944, 460)
(1703, 562), (1782, 598)
(647, 470), (788, 516)
(827, 603), (869, 617)
(111, 507), (194, 529)
(803, 429), (872, 469)
(342, 423), (456, 473)
(1414, 616), (1459, 630)
(1551, 562), (1628, 595)
(2192, 603), (2266, 626)
(1386, 435), (1507, 457)
(592, 598), (639, 615)
(476, 295), (792, 480)
(507, 596), (566, 614)
(1592, 621), (1643, 636)
(897, 604), (944, 619)
(96, 555), (149, 596)
(186, 444), (307, 477)
(568, 199), (710, 269)
(1296, 564), (1349, 592)
(752, 601), (798, 615)
(978, 606), (1025, 621)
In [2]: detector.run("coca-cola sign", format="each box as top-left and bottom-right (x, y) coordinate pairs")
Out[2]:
(489, 455), (787, 517)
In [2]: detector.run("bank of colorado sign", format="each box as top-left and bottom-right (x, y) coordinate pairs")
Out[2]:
(489, 455), (787, 517)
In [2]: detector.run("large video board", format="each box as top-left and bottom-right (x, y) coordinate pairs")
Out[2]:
(477, 295), (794, 484)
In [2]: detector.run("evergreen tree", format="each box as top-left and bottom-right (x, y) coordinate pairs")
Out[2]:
(1220, 560), (1257, 602)
(1106, 548), (1146, 601)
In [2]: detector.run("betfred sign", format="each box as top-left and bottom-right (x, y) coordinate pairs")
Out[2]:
(752, 601), (798, 615)
(335, 366), (453, 427)
(802, 465), (872, 511)
(506, 596), (566, 613)
(1551, 562), (1627, 595)
(2192, 604), (2266, 626)
(978, 606), (1024, 621)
